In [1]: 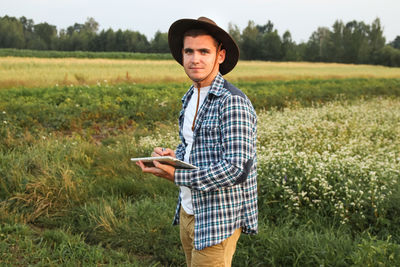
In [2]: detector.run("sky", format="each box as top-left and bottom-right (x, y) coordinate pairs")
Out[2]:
(1, 0), (399, 43)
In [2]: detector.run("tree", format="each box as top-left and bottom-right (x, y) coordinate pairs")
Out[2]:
(330, 20), (345, 62)
(67, 23), (84, 36)
(66, 17), (99, 36)
(304, 27), (332, 62)
(258, 29), (282, 61)
(104, 28), (116, 51)
(151, 31), (169, 53)
(257, 20), (274, 34)
(2, 14), (397, 67)
(282, 31), (298, 61)
(54, 29), (71, 50)
(71, 32), (91, 51)
(368, 18), (386, 64)
(61, 18), (99, 51)
(369, 18), (385, 50)
(390, 36), (400, 49)
(342, 20), (370, 63)
(83, 17), (99, 34)
(33, 22), (57, 49)
(115, 29), (125, 51)
(374, 45), (400, 67)
(0, 16), (25, 48)
(19, 16), (35, 48)
(228, 23), (241, 49)
(19, 16), (34, 33)
(257, 21), (282, 61)
(240, 21), (259, 60)
(122, 30), (149, 53)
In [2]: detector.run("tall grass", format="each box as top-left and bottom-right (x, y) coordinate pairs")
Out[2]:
(1, 60), (400, 265)
(0, 223), (141, 266)
(1, 95), (399, 265)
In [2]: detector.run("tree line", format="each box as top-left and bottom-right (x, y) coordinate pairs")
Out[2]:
(1, 15), (400, 66)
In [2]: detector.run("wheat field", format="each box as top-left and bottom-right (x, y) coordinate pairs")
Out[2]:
(1, 57), (400, 89)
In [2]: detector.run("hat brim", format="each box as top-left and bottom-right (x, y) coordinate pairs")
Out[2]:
(168, 19), (239, 75)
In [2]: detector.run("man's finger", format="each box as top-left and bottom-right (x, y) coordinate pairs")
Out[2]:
(136, 160), (145, 170)
(153, 160), (174, 176)
(151, 151), (161, 157)
(159, 148), (176, 157)
(137, 160), (164, 174)
(154, 147), (164, 156)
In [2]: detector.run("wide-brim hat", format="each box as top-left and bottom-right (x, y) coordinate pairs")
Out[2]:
(168, 16), (239, 75)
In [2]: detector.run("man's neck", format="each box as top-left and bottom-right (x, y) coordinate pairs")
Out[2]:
(192, 72), (218, 89)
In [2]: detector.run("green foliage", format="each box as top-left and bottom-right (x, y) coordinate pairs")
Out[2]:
(350, 235), (400, 266)
(0, 15), (171, 54)
(374, 45), (400, 67)
(1, 14), (399, 67)
(256, 99), (400, 231)
(0, 82), (186, 136)
(1, 80), (400, 265)
(235, 221), (354, 266)
(151, 31), (169, 53)
(0, 223), (141, 265)
(0, 48), (172, 60)
(390, 36), (400, 49)
(230, 17), (400, 66)
(240, 78), (400, 110)
(33, 22), (57, 50)
(69, 196), (184, 265)
(0, 16), (25, 49)
(1, 79), (399, 137)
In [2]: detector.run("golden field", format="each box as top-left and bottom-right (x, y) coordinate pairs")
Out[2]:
(1, 57), (400, 89)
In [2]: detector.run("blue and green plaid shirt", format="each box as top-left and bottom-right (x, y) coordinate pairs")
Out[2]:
(173, 73), (258, 250)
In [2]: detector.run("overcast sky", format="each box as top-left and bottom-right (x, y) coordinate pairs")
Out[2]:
(1, 0), (399, 43)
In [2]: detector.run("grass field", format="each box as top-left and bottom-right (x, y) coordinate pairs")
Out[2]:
(1, 57), (400, 266)
(1, 57), (400, 89)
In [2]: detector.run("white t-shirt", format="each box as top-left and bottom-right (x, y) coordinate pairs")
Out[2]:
(180, 86), (210, 215)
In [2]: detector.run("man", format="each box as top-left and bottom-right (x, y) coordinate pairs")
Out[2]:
(137, 17), (257, 266)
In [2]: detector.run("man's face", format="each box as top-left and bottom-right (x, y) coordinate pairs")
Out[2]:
(182, 34), (225, 87)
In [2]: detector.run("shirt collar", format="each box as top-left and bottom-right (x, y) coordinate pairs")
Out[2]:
(208, 72), (224, 97)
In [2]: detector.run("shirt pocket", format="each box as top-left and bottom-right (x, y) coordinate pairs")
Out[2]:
(199, 125), (221, 150)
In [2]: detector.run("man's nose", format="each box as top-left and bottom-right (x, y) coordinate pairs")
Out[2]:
(191, 52), (200, 63)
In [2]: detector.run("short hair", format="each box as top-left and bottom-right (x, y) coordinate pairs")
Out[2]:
(183, 28), (220, 48)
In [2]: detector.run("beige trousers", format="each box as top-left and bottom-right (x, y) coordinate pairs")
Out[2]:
(179, 208), (241, 267)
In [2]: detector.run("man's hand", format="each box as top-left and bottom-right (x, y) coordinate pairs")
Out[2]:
(153, 147), (176, 158)
(136, 147), (176, 182)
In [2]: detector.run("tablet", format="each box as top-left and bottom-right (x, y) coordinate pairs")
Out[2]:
(131, 156), (198, 169)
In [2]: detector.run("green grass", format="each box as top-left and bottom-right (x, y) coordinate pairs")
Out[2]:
(0, 223), (144, 266)
(0, 48), (172, 60)
(1, 78), (399, 137)
(1, 79), (400, 265)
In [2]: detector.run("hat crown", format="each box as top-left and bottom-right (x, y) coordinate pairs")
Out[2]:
(197, 17), (217, 26)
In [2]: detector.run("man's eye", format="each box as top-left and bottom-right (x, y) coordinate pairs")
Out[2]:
(200, 50), (209, 54)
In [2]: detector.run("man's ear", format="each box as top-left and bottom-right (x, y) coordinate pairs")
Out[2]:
(218, 49), (226, 64)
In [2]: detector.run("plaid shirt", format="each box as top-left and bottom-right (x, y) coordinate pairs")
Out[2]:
(173, 73), (258, 250)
